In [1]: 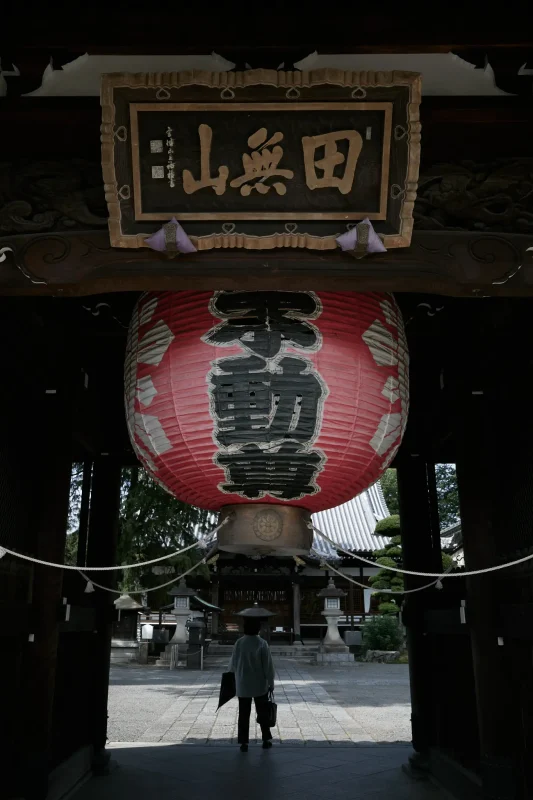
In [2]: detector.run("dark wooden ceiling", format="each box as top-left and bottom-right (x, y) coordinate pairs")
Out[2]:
(4, 8), (533, 96)
(5, 7), (533, 52)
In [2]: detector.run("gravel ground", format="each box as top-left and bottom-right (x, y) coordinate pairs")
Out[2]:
(312, 663), (412, 743)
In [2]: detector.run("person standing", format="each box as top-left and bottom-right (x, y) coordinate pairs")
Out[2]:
(227, 617), (275, 752)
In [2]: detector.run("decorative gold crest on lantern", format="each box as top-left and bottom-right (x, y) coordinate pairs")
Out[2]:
(253, 508), (283, 542)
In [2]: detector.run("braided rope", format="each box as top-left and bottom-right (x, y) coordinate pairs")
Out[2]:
(323, 559), (451, 595)
(79, 552), (211, 595)
(0, 519), (226, 571)
(312, 524), (533, 577)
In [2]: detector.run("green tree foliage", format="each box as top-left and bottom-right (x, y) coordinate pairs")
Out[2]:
(66, 464), (214, 605)
(68, 462), (84, 532)
(379, 469), (399, 515)
(64, 462), (84, 565)
(379, 464), (460, 531)
(117, 467), (213, 605)
(361, 615), (403, 652)
(434, 464), (460, 529)
(64, 531), (79, 566)
(441, 552), (455, 571)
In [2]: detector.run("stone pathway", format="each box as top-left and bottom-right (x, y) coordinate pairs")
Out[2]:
(108, 662), (412, 746)
(75, 665), (448, 799)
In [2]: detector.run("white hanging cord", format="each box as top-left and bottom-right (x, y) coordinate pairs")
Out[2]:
(323, 560), (452, 595)
(78, 551), (212, 595)
(0, 538), (199, 571)
(312, 524), (533, 578)
(0, 518), (226, 571)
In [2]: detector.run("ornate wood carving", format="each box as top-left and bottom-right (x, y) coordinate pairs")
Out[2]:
(0, 229), (532, 297)
(415, 160), (533, 233)
(3, 157), (531, 239)
(1, 157), (533, 297)
(0, 160), (107, 234)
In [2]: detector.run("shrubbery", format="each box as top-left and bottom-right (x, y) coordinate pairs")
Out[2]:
(369, 515), (403, 614)
(361, 615), (403, 653)
(369, 514), (456, 615)
(374, 514), (401, 537)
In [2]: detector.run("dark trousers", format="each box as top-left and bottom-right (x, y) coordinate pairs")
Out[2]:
(238, 694), (272, 744)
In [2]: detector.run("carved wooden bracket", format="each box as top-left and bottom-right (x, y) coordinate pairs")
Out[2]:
(0, 230), (532, 297)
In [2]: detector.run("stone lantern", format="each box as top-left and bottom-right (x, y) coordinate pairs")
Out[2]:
(168, 579), (196, 644)
(111, 593), (144, 664)
(317, 578), (349, 653)
(235, 602), (276, 644)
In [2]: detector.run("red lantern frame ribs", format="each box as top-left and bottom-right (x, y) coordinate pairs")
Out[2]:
(125, 290), (408, 554)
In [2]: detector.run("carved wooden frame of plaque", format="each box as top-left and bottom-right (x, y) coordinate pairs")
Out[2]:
(101, 69), (421, 251)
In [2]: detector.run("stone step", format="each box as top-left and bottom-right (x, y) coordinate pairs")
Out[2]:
(206, 659), (317, 669)
(209, 645), (319, 654)
(315, 652), (356, 664)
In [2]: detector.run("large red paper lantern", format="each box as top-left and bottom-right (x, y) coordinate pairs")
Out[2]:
(125, 290), (408, 555)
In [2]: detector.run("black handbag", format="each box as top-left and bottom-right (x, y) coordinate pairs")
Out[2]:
(257, 689), (277, 727)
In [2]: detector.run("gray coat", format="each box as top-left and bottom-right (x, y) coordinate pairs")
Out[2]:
(228, 634), (275, 698)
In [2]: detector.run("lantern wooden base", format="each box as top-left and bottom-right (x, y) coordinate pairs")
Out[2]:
(218, 504), (312, 556)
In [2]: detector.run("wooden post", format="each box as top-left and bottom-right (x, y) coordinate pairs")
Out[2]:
(397, 457), (443, 773)
(348, 581), (355, 629)
(85, 456), (122, 773)
(455, 414), (518, 797)
(292, 580), (302, 644)
(360, 565), (366, 622)
(24, 438), (72, 796)
(395, 310), (446, 777)
(450, 307), (520, 799)
(18, 336), (74, 798)
(211, 579), (219, 638)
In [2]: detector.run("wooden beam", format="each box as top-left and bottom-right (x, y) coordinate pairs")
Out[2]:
(8, 11), (533, 53)
(1, 230), (532, 297)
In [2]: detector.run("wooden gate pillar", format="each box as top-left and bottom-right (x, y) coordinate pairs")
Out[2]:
(18, 320), (74, 799)
(292, 579), (302, 644)
(211, 578), (220, 638)
(396, 311), (444, 775)
(22, 431), (72, 797)
(85, 456), (122, 773)
(397, 457), (443, 772)
(455, 404), (518, 799)
(451, 305), (523, 799)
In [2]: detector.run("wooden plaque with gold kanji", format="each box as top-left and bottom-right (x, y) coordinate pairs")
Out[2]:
(101, 69), (421, 250)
